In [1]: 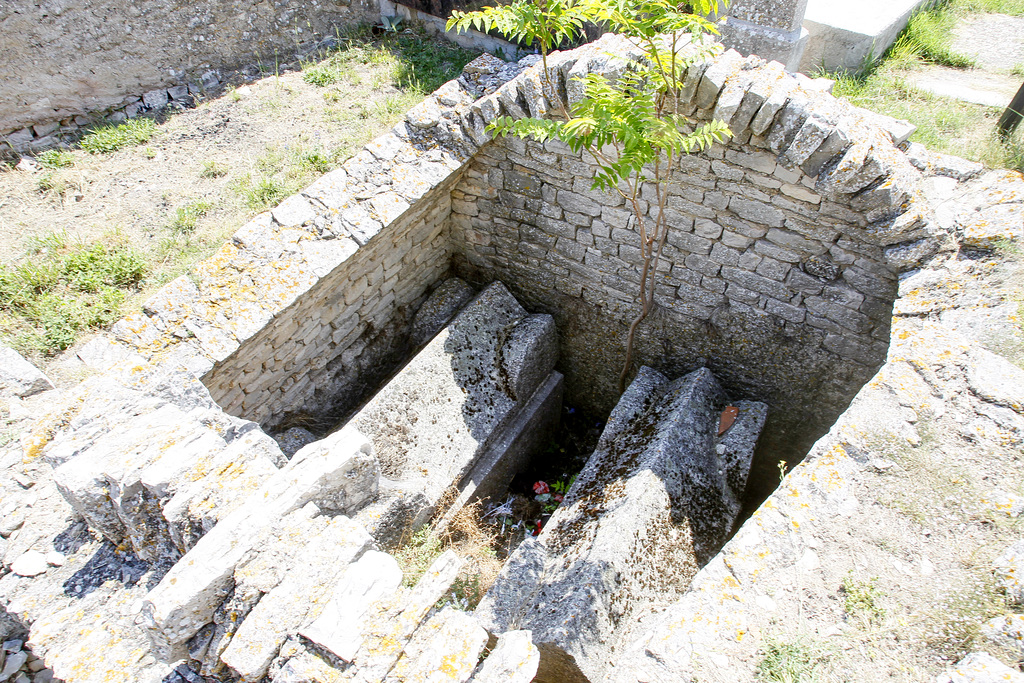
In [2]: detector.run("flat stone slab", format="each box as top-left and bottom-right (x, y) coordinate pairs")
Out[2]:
(800, 0), (932, 73)
(0, 347), (54, 398)
(346, 280), (560, 532)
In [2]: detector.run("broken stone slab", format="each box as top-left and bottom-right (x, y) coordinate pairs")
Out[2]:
(384, 606), (489, 683)
(994, 540), (1024, 603)
(141, 424), (378, 657)
(220, 516), (373, 681)
(469, 630), (540, 683)
(0, 347), (54, 398)
(298, 549), (403, 663)
(409, 277), (477, 349)
(347, 550), (464, 682)
(935, 652), (1024, 683)
(346, 281), (559, 534)
(476, 366), (764, 682)
(967, 348), (1024, 414)
(52, 403), (231, 559)
(982, 614), (1024, 657)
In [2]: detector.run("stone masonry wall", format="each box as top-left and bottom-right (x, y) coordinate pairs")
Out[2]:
(95, 57), (523, 433)
(448, 36), (945, 499)
(200, 177), (455, 430)
(0, 0), (378, 147)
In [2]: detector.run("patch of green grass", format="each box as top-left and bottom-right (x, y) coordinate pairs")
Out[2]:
(394, 526), (444, 588)
(36, 171), (68, 196)
(0, 235), (146, 355)
(200, 160), (228, 179)
(35, 149), (75, 169)
(80, 118), (157, 154)
(169, 200), (213, 237)
(841, 574), (886, 623)
(301, 26), (477, 95)
(902, 7), (975, 68)
(756, 637), (830, 683)
(232, 174), (291, 211)
(831, 68), (1024, 171)
(1011, 62), (1024, 77)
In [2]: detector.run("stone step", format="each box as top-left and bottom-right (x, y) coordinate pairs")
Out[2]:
(473, 365), (767, 682)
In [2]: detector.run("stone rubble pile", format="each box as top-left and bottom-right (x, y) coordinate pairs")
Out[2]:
(0, 637), (54, 683)
(0, 280), (563, 683)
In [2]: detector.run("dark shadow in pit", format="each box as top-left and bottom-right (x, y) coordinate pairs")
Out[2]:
(63, 541), (155, 599)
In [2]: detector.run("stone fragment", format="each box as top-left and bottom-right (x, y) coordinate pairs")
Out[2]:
(272, 195), (317, 228)
(220, 517), (372, 681)
(385, 607), (488, 683)
(0, 347), (54, 398)
(10, 551), (48, 577)
(934, 652), (1024, 683)
(298, 550), (403, 662)
(469, 630), (540, 683)
(0, 651), (27, 679)
(982, 614), (1024, 656)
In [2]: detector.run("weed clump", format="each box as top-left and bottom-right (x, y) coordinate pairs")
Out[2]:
(81, 118), (157, 154)
(0, 232), (146, 355)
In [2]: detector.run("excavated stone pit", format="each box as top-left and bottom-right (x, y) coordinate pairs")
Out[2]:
(7, 30), (1019, 683)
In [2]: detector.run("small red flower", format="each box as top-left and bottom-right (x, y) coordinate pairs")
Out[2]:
(533, 481), (550, 495)
(533, 520), (543, 536)
(553, 493), (563, 503)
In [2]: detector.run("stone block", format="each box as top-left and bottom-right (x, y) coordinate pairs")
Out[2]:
(299, 550), (403, 663)
(469, 630), (540, 682)
(0, 347), (54, 398)
(385, 607), (489, 682)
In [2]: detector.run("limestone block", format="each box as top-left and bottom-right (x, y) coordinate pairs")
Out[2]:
(409, 277), (477, 348)
(385, 607), (489, 683)
(161, 426), (286, 553)
(299, 550), (403, 663)
(469, 630), (540, 683)
(272, 195), (317, 228)
(53, 403), (229, 557)
(349, 550), (464, 682)
(994, 540), (1024, 603)
(967, 348), (1024, 414)
(220, 517), (372, 681)
(0, 347), (54, 398)
(141, 425), (378, 654)
(935, 652), (1024, 683)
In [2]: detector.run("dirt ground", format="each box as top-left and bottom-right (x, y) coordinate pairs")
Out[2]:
(0, 29), (477, 371)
